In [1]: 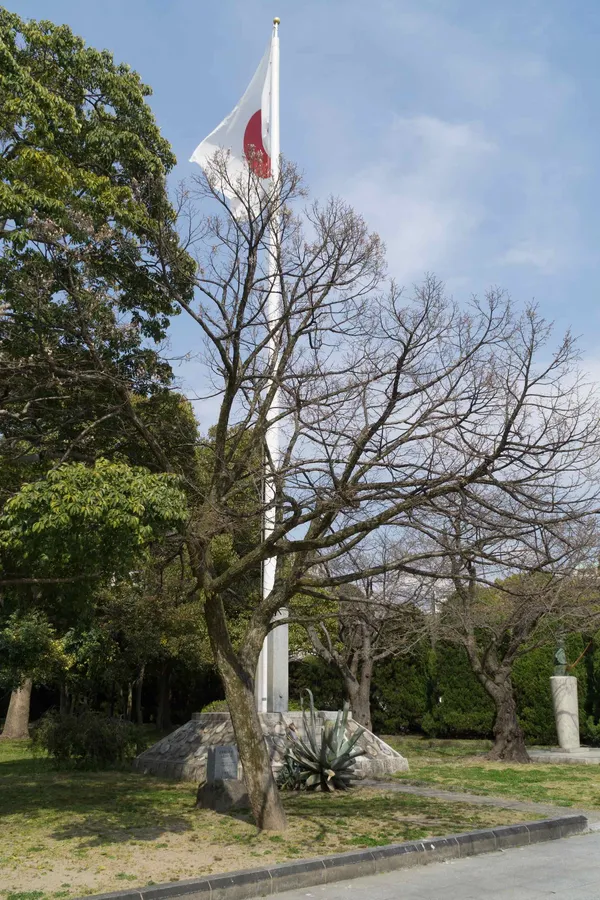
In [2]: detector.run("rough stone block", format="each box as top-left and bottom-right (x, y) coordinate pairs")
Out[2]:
(195, 778), (250, 812)
(322, 849), (376, 882)
(492, 824), (529, 850)
(142, 878), (211, 899)
(555, 814), (588, 837)
(526, 819), (562, 845)
(370, 842), (423, 872)
(418, 836), (460, 862)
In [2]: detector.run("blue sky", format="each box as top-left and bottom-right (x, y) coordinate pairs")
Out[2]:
(14, 0), (600, 410)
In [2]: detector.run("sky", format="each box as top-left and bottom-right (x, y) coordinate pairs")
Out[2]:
(13, 0), (600, 412)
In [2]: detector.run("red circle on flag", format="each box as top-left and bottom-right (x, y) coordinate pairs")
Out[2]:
(243, 110), (271, 178)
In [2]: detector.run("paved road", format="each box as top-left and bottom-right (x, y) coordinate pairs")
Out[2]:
(272, 832), (600, 900)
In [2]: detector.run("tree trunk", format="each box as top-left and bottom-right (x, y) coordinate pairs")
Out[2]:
(156, 662), (171, 731)
(126, 682), (133, 721)
(134, 665), (145, 726)
(203, 588), (287, 832)
(59, 684), (69, 715)
(487, 680), (530, 763)
(345, 661), (373, 731)
(219, 654), (287, 831)
(1, 679), (33, 740)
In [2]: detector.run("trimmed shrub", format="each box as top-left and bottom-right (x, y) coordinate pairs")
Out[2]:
(371, 648), (430, 734)
(201, 699), (228, 712)
(31, 711), (145, 768)
(423, 643), (495, 738)
(369, 633), (598, 743)
(513, 634), (589, 745)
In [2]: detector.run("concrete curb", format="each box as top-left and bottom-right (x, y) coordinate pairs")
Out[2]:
(74, 815), (588, 900)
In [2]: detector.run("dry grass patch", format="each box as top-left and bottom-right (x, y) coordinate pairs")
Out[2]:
(387, 735), (600, 808)
(0, 739), (536, 899)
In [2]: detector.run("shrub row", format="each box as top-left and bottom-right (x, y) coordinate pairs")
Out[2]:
(291, 634), (600, 744)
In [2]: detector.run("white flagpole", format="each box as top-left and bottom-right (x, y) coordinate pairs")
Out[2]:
(256, 17), (288, 714)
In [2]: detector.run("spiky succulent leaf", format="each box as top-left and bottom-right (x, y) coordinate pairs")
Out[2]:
(279, 696), (366, 793)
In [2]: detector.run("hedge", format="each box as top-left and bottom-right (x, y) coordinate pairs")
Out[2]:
(290, 633), (600, 744)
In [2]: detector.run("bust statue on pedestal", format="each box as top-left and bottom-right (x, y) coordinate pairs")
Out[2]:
(553, 639), (567, 677)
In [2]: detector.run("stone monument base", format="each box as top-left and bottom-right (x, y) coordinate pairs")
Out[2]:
(528, 746), (600, 765)
(133, 711), (408, 782)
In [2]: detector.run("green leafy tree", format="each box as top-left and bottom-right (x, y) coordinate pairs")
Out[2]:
(0, 609), (65, 688)
(0, 459), (186, 590)
(0, 10), (198, 743)
(0, 10), (194, 471)
(0, 460), (186, 738)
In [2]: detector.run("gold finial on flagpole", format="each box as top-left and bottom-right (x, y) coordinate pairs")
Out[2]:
(273, 17), (280, 25)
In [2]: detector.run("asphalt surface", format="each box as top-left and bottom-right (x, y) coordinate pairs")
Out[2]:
(271, 831), (600, 900)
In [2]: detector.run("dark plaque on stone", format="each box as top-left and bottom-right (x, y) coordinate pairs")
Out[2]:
(207, 744), (239, 781)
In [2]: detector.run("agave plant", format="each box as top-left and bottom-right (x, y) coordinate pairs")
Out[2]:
(281, 690), (365, 792)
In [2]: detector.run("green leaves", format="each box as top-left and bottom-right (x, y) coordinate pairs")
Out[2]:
(0, 10), (195, 476)
(0, 609), (66, 688)
(0, 459), (187, 586)
(0, 10), (175, 244)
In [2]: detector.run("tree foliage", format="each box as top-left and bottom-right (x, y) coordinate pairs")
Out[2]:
(0, 459), (186, 588)
(0, 10), (194, 472)
(0, 609), (65, 689)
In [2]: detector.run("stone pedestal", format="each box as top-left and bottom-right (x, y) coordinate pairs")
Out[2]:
(528, 747), (600, 765)
(133, 711), (409, 783)
(551, 675), (580, 750)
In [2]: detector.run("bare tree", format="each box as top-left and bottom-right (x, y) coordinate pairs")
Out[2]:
(404, 489), (600, 761)
(5, 155), (600, 826)
(303, 550), (424, 731)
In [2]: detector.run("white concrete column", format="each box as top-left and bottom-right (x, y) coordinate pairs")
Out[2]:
(551, 675), (580, 750)
(255, 610), (289, 713)
(267, 608), (288, 712)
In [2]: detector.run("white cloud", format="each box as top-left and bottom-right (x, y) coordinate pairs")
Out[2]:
(501, 242), (560, 273)
(332, 116), (495, 280)
(288, 0), (587, 287)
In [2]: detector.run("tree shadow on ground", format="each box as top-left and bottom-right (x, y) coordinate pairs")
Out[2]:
(0, 754), (199, 845)
(50, 815), (193, 846)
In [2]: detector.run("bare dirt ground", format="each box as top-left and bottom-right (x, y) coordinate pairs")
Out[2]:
(0, 740), (539, 898)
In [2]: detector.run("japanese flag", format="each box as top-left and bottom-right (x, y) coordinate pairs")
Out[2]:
(190, 42), (272, 216)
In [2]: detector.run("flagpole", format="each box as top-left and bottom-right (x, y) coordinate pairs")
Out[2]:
(256, 17), (288, 714)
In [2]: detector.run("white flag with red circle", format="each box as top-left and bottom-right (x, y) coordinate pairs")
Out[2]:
(190, 42), (272, 216)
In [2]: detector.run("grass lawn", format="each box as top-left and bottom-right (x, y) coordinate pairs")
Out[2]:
(0, 739), (537, 900)
(387, 735), (600, 809)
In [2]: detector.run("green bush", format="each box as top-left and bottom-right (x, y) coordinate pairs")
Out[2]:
(31, 711), (145, 768)
(371, 648), (429, 734)
(513, 634), (589, 744)
(201, 699), (228, 712)
(419, 643), (495, 738)
(369, 632), (600, 743)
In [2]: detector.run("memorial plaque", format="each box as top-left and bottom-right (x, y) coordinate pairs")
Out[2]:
(207, 744), (239, 781)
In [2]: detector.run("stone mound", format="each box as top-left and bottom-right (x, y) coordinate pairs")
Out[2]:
(133, 711), (408, 782)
